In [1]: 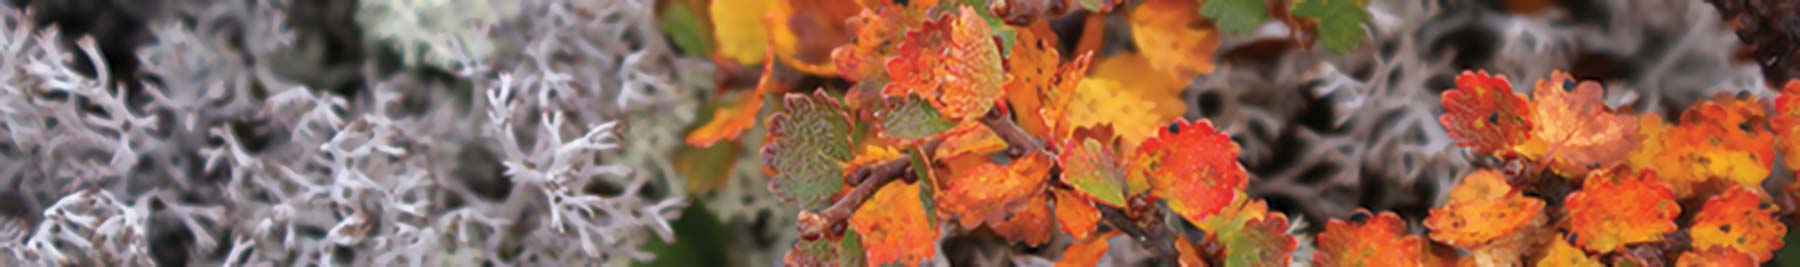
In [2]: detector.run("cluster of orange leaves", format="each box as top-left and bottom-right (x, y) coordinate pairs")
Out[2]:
(1435, 70), (1800, 266)
(680, 0), (1800, 266)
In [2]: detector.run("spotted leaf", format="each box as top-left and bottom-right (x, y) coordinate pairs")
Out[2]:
(1137, 118), (1248, 225)
(1438, 70), (1531, 155)
(1689, 186), (1785, 262)
(1562, 167), (1679, 253)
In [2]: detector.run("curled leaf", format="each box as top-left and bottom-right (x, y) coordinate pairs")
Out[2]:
(687, 57), (779, 146)
(762, 90), (854, 209)
(1439, 70), (1532, 155)
(1562, 167), (1679, 253)
(1137, 118), (1248, 225)
(1689, 186), (1785, 262)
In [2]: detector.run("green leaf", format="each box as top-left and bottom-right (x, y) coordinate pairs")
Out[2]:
(1060, 139), (1128, 207)
(1200, 0), (1267, 33)
(840, 230), (866, 266)
(657, 4), (713, 56)
(1219, 214), (1298, 267)
(1076, 0), (1111, 12)
(763, 90), (854, 209)
(1290, 0), (1370, 53)
(874, 96), (957, 143)
(909, 146), (938, 225)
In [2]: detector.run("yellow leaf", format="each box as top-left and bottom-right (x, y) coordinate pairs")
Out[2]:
(1128, 0), (1219, 77)
(710, 0), (771, 64)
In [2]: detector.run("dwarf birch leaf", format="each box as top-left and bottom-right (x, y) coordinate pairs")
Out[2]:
(1314, 210), (1429, 267)
(1773, 80), (1800, 168)
(1060, 136), (1128, 207)
(1518, 71), (1639, 176)
(990, 192), (1053, 246)
(1439, 70), (1531, 155)
(687, 57), (780, 147)
(1138, 118), (1247, 225)
(1689, 186), (1785, 262)
(935, 152), (1053, 228)
(1425, 170), (1545, 248)
(1631, 94), (1774, 197)
(1676, 248), (1759, 267)
(1538, 234), (1602, 267)
(1289, 0), (1369, 53)
(1056, 232), (1115, 267)
(884, 6), (1007, 120)
(1563, 168), (1679, 253)
(850, 180), (939, 266)
(762, 90), (854, 209)
(1130, 0), (1220, 76)
(872, 95), (957, 143)
(1200, 0), (1267, 33)
(710, 0), (770, 64)
(1052, 189), (1101, 239)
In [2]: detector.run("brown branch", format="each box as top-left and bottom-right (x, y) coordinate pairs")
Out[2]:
(1098, 199), (1181, 264)
(799, 141), (939, 241)
(979, 107), (1051, 159)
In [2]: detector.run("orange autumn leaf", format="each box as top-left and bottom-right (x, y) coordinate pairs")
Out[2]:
(1137, 118), (1248, 225)
(831, 2), (929, 82)
(935, 152), (1052, 228)
(1314, 210), (1429, 267)
(1517, 71), (1638, 176)
(1056, 232), (1116, 267)
(884, 6), (1007, 120)
(990, 192), (1053, 246)
(767, 0), (859, 75)
(1004, 22), (1098, 141)
(1052, 189), (1101, 239)
(1175, 234), (1211, 267)
(1773, 80), (1800, 168)
(1688, 186), (1786, 262)
(1128, 0), (1218, 77)
(932, 123), (1007, 159)
(687, 56), (779, 147)
(1631, 94), (1774, 197)
(1425, 169), (1545, 248)
(1438, 70), (1532, 155)
(1675, 247), (1759, 267)
(850, 180), (938, 266)
(1537, 234), (1602, 267)
(1562, 167), (1679, 253)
